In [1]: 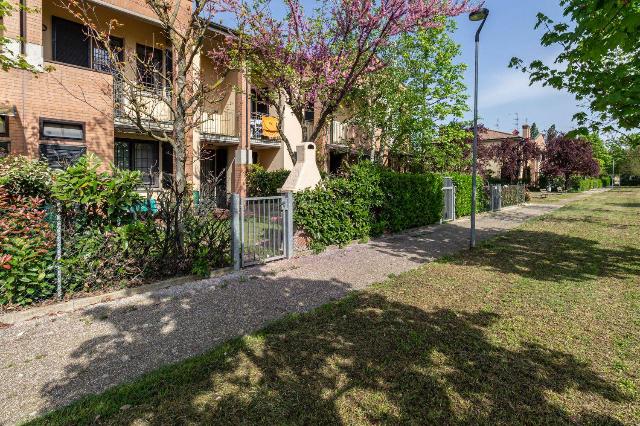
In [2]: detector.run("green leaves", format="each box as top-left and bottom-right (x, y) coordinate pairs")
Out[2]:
(513, 0), (640, 132)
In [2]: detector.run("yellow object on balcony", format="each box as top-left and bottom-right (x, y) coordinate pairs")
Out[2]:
(262, 116), (280, 139)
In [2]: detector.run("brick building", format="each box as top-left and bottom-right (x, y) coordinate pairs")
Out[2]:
(0, 0), (309, 202)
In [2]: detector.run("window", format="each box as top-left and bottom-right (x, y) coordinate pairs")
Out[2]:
(0, 115), (8, 137)
(161, 142), (174, 189)
(92, 36), (124, 73)
(0, 142), (9, 155)
(115, 139), (160, 186)
(40, 119), (85, 141)
(52, 16), (123, 72)
(52, 16), (90, 68)
(39, 144), (86, 169)
(136, 44), (163, 88)
(251, 89), (269, 115)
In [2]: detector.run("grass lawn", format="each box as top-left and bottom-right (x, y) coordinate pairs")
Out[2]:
(31, 188), (640, 425)
(528, 191), (581, 204)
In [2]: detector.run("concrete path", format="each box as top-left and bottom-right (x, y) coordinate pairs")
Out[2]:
(0, 190), (605, 425)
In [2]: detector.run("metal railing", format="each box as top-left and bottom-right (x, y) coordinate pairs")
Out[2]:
(330, 119), (349, 145)
(200, 108), (238, 139)
(230, 193), (294, 269)
(250, 111), (281, 143)
(113, 76), (173, 128)
(442, 177), (456, 222)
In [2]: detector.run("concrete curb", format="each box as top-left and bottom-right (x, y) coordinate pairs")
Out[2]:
(0, 268), (234, 325)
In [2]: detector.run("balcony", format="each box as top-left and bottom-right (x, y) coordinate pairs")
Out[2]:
(250, 112), (281, 146)
(113, 77), (173, 131)
(200, 108), (239, 143)
(330, 119), (350, 146)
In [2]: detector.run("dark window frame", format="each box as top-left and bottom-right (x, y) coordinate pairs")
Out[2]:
(51, 15), (124, 74)
(39, 118), (86, 142)
(136, 43), (164, 89)
(0, 115), (8, 137)
(114, 139), (161, 187)
(52, 16), (91, 69)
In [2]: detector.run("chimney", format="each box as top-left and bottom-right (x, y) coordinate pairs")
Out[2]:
(280, 143), (322, 192)
(522, 124), (531, 139)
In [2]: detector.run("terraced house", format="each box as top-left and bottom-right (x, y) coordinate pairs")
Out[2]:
(1, 0), (347, 203)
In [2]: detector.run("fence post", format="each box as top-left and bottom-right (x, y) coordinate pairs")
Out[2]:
(55, 202), (62, 300)
(230, 193), (241, 271)
(284, 191), (294, 259)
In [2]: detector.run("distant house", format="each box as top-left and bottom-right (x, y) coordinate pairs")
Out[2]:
(479, 124), (545, 186)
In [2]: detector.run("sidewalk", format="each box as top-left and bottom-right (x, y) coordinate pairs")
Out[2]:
(0, 190), (605, 425)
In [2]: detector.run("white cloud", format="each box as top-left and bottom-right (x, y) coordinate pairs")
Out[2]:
(477, 69), (565, 109)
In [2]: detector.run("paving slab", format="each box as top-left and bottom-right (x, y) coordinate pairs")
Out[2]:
(0, 190), (606, 425)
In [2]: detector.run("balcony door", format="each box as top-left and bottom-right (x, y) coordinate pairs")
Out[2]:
(200, 148), (228, 208)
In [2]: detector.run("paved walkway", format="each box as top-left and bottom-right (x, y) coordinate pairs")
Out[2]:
(0, 190), (605, 425)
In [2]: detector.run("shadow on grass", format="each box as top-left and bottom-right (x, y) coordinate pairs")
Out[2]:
(446, 229), (640, 283)
(30, 288), (628, 425)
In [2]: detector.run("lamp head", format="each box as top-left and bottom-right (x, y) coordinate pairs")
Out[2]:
(469, 8), (489, 22)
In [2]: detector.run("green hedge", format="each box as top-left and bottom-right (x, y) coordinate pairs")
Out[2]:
(247, 165), (291, 197)
(294, 163), (382, 251)
(449, 173), (486, 216)
(570, 176), (603, 192)
(600, 176), (612, 187)
(376, 171), (443, 233)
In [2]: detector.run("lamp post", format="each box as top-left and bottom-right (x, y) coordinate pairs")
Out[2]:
(469, 8), (489, 249)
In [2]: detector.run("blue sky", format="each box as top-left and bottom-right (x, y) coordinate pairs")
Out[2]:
(450, 0), (578, 134)
(221, 0), (580, 134)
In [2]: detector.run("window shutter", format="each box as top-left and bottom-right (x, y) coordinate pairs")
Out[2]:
(52, 17), (90, 68)
(39, 144), (86, 169)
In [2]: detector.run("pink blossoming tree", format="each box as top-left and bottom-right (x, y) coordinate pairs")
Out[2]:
(221, 0), (472, 164)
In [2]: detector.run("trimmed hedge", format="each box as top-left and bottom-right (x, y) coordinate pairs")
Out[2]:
(570, 176), (603, 192)
(247, 165), (291, 197)
(449, 173), (486, 216)
(376, 171), (443, 233)
(294, 163), (382, 251)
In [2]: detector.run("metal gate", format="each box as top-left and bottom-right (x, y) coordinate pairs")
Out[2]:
(231, 193), (294, 269)
(442, 177), (456, 222)
(490, 184), (502, 211)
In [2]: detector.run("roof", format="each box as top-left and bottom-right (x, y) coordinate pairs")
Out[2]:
(479, 128), (522, 141)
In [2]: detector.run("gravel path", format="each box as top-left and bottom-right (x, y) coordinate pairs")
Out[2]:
(0, 191), (604, 425)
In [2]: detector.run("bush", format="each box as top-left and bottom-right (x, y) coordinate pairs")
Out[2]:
(539, 174), (566, 191)
(600, 175), (612, 187)
(294, 162), (382, 250)
(569, 176), (602, 192)
(247, 165), (291, 197)
(376, 171), (442, 233)
(449, 173), (486, 216)
(0, 155), (53, 199)
(52, 155), (142, 228)
(295, 163), (455, 250)
(0, 186), (55, 305)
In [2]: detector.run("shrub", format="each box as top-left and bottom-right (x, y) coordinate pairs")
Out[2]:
(569, 176), (602, 192)
(0, 186), (55, 305)
(600, 175), (612, 187)
(295, 162), (382, 250)
(247, 165), (291, 197)
(52, 155), (142, 228)
(0, 155), (53, 199)
(376, 171), (443, 233)
(449, 173), (486, 216)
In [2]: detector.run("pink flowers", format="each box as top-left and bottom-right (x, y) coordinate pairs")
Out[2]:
(218, 0), (473, 152)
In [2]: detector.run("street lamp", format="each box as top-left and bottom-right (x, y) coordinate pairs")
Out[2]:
(469, 7), (489, 249)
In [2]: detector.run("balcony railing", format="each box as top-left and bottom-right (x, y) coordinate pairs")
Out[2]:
(250, 111), (281, 144)
(113, 77), (173, 129)
(330, 119), (349, 145)
(200, 108), (238, 140)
